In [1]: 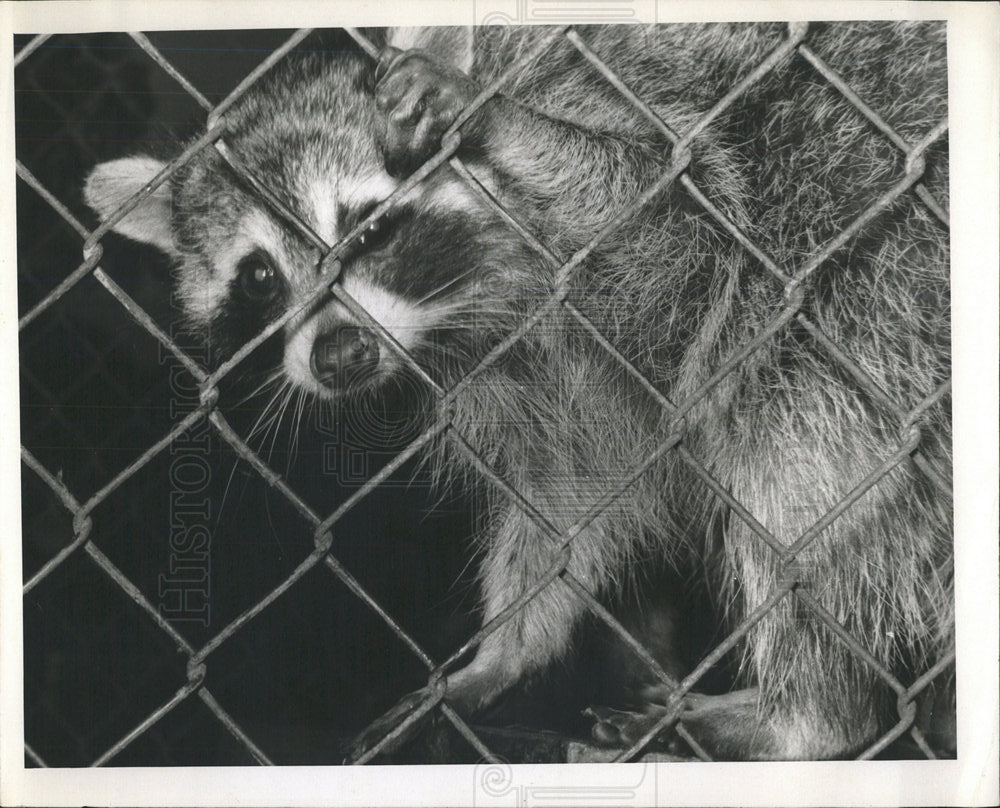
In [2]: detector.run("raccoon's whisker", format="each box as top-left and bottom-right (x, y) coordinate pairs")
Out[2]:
(285, 391), (298, 475)
(295, 388), (307, 454)
(304, 394), (320, 463)
(233, 368), (286, 410)
(247, 367), (285, 398)
(259, 385), (287, 463)
(218, 458), (243, 529)
(218, 436), (255, 526)
(266, 384), (296, 465)
(247, 387), (289, 467)
(302, 392), (318, 440)
(287, 387), (307, 473)
(219, 377), (288, 523)
(246, 379), (290, 444)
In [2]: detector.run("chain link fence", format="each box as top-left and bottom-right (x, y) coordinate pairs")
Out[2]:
(16, 23), (953, 766)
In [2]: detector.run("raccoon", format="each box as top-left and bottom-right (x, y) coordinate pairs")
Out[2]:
(84, 23), (953, 760)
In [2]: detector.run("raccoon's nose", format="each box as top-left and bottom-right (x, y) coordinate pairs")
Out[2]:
(311, 326), (380, 388)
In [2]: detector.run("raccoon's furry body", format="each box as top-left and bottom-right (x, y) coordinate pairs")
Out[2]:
(85, 23), (952, 760)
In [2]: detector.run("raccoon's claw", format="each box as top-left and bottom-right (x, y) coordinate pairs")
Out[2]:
(345, 687), (437, 763)
(375, 50), (479, 177)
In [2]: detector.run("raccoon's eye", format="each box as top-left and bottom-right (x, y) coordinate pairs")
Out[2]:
(353, 208), (395, 253)
(237, 252), (280, 302)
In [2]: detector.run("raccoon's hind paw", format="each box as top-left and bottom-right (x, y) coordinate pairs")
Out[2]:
(591, 688), (771, 760)
(345, 686), (437, 763)
(375, 49), (479, 178)
(586, 704), (677, 751)
(587, 689), (764, 758)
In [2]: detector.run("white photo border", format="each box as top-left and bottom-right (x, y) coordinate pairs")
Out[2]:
(1, 2), (996, 806)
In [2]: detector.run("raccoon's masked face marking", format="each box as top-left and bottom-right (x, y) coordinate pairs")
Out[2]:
(191, 160), (497, 401)
(274, 167), (497, 400)
(84, 50), (508, 405)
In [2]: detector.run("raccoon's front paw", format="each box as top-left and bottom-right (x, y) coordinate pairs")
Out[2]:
(375, 48), (480, 177)
(345, 686), (437, 762)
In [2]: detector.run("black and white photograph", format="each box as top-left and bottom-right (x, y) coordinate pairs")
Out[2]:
(1, 1), (997, 806)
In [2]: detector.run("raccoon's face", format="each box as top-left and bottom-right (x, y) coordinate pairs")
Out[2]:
(168, 139), (497, 401)
(85, 45), (531, 403)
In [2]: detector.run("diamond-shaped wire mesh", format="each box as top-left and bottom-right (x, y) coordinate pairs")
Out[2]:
(16, 23), (953, 766)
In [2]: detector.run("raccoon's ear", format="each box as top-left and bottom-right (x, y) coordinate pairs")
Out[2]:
(387, 26), (474, 74)
(84, 155), (176, 256)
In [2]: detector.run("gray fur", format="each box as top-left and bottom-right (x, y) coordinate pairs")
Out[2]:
(85, 23), (951, 760)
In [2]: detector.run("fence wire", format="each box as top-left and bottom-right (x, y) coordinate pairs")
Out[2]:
(15, 22), (954, 766)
